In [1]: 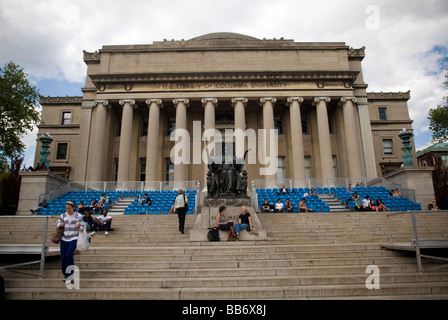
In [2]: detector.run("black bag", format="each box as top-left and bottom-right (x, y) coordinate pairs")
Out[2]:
(0, 276), (5, 301)
(207, 227), (220, 241)
(183, 194), (188, 210)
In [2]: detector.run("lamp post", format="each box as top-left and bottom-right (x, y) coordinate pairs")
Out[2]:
(39, 132), (53, 171)
(399, 128), (414, 168)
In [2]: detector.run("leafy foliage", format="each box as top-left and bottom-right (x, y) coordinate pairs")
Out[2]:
(424, 152), (448, 209)
(0, 61), (40, 163)
(428, 104), (448, 143)
(0, 157), (23, 214)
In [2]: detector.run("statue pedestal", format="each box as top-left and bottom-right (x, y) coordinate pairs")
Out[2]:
(203, 196), (251, 208)
(190, 197), (267, 241)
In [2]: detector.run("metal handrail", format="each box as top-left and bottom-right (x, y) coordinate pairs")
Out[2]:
(385, 210), (448, 273)
(0, 215), (50, 278)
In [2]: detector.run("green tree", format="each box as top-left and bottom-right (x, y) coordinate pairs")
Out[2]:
(0, 61), (40, 164)
(428, 63), (448, 143)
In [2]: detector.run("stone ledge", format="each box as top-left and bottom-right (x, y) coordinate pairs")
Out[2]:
(190, 205), (267, 242)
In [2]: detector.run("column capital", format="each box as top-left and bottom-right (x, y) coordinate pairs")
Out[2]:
(119, 99), (136, 106)
(231, 97), (248, 106)
(145, 98), (163, 108)
(172, 98), (190, 107)
(93, 99), (109, 106)
(355, 96), (369, 106)
(201, 97), (218, 106)
(340, 96), (357, 103)
(313, 97), (331, 104)
(259, 97), (277, 106)
(286, 97), (304, 105)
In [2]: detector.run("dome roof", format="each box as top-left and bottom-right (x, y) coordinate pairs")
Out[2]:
(189, 32), (260, 41)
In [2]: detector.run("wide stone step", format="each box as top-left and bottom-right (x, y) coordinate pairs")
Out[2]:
(6, 273), (448, 290)
(1, 211), (447, 300)
(6, 281), (448, 300)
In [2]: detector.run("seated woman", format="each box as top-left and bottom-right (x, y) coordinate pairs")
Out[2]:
(216, 206), (237, 241)
(309, 188), (317, 198)
(234, 206), (253, 240)
(285, 199), (293, 212)
(137, 194), (144, 205)
(428, 199), (440, 210)
(77, 201), (87, 214)
(91, 199), (98, 214)
(375, 198), (390, 212)
(97, 199), (106, 214)
(370, 199), (377, 212)
(261, 200), (270, 212)
(299, 198), (308, 213)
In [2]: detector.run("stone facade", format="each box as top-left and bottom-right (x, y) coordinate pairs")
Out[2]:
(35, 33), (417, 187)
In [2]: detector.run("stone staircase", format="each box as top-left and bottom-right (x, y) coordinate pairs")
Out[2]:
(319, 194), (348, 212)
(107, 197), (133, 215)
(1, 211), (448, 300)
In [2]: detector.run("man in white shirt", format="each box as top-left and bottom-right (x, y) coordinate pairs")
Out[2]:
(274, 199), (284, 213)
(362, 195), (371, 211)
(92, 208), (113, 235)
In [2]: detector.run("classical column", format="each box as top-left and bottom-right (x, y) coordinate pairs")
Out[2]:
(286, 97), (306, 185)
(201, 98), (218, 190)
(231, 97), (248, 159)
(341, 97), (363, 180)
(89, 100), (108, 182)
(357, 98), (378, 178)
(173, 98), (189, 184)
(313, 97), (333, 181)
(145, 99), (163, 184)
(117, 99), (136, 183)
(260, 97), (277, 181)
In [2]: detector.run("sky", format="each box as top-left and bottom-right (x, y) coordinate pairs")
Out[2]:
(1, 0), (447, 168)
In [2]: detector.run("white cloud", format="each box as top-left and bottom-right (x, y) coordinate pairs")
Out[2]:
(1, 0), (447, 166)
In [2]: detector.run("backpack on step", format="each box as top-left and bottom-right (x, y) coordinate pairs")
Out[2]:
(207, 227), (220, 241)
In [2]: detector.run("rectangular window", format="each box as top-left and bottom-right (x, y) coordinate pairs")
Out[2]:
(62, 112), (71, 125)
(113, 158), (119, 181)
(379, 107), (387, 121)
(332, 155), (337, 178)
(165, 158), (174, 182)
(304, 156), (312, 179)
(167, 116), (176, 136)
(139, 158), (146, 181)
(442, 155), (448, 166)
(56, 143), (68, 160)
(274, 115), (283, 134)
(141, 116), (148, 136)
(301, 113), (308, 134)
(277, 157), (286, 181)
(328, 112), (334, 134)
(382, 139), (393, 154)
(115, 118), (121, 137)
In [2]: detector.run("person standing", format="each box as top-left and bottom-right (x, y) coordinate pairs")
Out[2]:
(57, 200), (84, 285)
(175, 189), (188, 234)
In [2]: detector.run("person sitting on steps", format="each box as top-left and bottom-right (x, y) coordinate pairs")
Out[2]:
(91, 208), (113, 236)
(234, 206), (253, 240)
(216, 206), (237, 241)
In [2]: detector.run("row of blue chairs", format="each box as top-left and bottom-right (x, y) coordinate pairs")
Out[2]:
(125, 190), (197, 215)
(331, 186), (421, 211)
(35, 190), (197, 216)
(257, 186), (329, 212)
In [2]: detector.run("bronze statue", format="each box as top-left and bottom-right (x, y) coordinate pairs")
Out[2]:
(205, 143), (249, 198)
